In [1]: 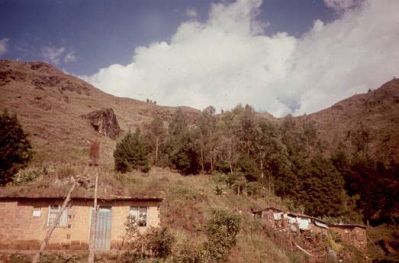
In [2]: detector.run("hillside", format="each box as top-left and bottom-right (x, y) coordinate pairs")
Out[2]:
(1, 60), (398, 168)
(1, 60), (399, 262)
(0, 60), (199, 166)
(299, 78), (399, 164)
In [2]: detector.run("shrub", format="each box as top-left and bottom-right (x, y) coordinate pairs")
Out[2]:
(13, 167), (40, 185)
(146, 227), (175, 259)
(114, 130), (150, 173)
(172, 240), (203, 263)
(120, 216), (175, 262)
(0, 109), (32, 185)
(246, 181), (263, 196)
(204, 209), (241, 262)
(57, 166), (76, 179)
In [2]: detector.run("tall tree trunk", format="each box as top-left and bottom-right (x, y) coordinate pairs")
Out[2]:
(32, 179), (76, 263)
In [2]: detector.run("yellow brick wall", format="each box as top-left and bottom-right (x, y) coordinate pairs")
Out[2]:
(0, 199), (161, 250)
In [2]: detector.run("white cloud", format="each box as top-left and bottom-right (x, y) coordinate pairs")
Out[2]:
(42, 46), (77, 65)
(64, 52), (77, 63)
(0, 38), (9, 56)
(185, 8), (198, 18)
(83, 0), (399, 116)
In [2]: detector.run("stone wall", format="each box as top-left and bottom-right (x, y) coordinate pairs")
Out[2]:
(0, 199), (161, 250)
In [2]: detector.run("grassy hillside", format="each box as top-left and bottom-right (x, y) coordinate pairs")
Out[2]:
(0, 60), (199, 166)
(3, 163), (303, 263)
(1, 60), (398, 262)
(299, 78), (399, 164)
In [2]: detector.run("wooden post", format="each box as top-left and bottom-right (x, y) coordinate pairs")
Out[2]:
(88, 174), (99, 263)
(32, 178), (76, 263)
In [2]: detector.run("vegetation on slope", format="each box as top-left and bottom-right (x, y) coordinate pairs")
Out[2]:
(0, 109), (32, 185)
(1, 61), (399, 261)
(123, 104), (398, 225)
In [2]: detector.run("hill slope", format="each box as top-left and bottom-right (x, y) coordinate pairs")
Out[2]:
(0, 60), (199, 166)
(2, 60), (398, 166)
(299, 78), (399, 163)
(1, 60), (398, 261)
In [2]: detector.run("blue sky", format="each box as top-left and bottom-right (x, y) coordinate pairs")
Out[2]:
(0, 0), (335, 75)
(1, 0), (398, 116)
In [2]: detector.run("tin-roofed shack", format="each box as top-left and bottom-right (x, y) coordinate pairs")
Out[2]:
(0, 184), (163, 251)
(252, 207), (367, 250)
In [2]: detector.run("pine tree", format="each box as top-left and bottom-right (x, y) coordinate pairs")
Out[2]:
(0, 109), (32, 185)
(114, 129), (150, 173)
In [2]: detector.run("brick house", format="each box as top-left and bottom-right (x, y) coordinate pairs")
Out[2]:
(0, 192), (162, 251)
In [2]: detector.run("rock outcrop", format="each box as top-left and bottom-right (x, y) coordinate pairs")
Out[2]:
(83, 108), (121, 139)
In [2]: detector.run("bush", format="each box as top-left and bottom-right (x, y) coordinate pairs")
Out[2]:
(146, 227), (175, 259)
(172, 240), (203, 263)
(114, 130), (150, 173)
(120, 216), (175, 262)
(203, 209), (241, 262)
(13, 167), (41, 185)
(57, 166), (76, 179)
(0, 109), (32, 185)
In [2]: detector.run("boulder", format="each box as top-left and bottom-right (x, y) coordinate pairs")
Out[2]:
(83, 108), (121, 139)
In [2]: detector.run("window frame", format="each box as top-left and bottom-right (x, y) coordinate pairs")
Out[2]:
(47, 204), (68, 227)
(129, 206), (148, 227)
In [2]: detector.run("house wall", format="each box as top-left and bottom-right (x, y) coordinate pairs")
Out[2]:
(108, 200), (160, 249)
(0, 199), (161, 250)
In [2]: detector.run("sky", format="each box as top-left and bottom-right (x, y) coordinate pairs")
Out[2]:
(1, 0), (398, 116)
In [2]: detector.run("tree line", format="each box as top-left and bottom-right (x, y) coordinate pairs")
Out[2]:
(114, 104), (398, 225)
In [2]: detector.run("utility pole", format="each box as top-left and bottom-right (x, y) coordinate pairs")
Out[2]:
(88, 173), (98, 263)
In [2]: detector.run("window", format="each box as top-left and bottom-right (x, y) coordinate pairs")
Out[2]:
(47, 205), (68, 227)
(129, 206), (147, 227)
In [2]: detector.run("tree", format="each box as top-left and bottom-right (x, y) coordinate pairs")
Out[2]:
(198, 106), (217, 173)
(165, 108), (201, 175)
(301, 156), (347, 217)
(114, 129), (150, 173)
(0, 109), (32, 185)
(148, 115), (166, 165)
(204, 209), (241, 262)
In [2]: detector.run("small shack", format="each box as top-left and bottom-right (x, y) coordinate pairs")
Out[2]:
(252, 208), (329, 234)
(0, 186), (162, 251)
(285, 212), (329, 234)
(252, 207), (367, 250)
(329, 223), (367, 250)
(252, 207), (285, 229)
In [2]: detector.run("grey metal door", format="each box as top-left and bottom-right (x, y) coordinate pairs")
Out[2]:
(94, 207), (112, 250)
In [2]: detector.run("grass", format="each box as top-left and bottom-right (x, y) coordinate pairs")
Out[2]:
(3, 162), (378, 262)
(6, 163), (299, 262)
(107, 167), (298, 262)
